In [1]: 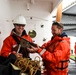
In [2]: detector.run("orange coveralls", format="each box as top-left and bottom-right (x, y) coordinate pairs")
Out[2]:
(1, 30), (32, 58)
(37, 36), (70, 75)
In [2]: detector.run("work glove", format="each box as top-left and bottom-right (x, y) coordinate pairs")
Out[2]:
(27, 45), (39, 53)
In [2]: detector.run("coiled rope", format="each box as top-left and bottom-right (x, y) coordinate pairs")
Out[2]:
(14, 56), (41, 75)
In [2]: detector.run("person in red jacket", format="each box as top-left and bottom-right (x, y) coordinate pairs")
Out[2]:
(74, 42), (76, 62)
(27, 22), (70, 75)
(1, 15), (33, 65)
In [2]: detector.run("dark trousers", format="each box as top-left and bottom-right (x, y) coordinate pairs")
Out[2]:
(0, 54), (41, 75)
(0, 54), (16, 75)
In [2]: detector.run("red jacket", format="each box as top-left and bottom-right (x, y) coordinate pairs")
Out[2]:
(74, 44), (76, 54)
(37, 36), (70, 75)
(1, 30), (32, 57)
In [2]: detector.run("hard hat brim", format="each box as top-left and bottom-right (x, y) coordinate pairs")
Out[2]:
(13, 23), (26, 26)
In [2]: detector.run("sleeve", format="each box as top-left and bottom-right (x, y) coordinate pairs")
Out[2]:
(37, 40), (70, 63)
(1, 37), (13, 57)
(41, 40), (51, 49)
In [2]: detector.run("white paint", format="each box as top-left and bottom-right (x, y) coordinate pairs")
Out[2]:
(62, 0), (76, 9)
(0, 0), (61, 61)
(69, 36), (76, 55)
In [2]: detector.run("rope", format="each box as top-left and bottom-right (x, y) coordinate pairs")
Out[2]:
(14, 56), (41, 75)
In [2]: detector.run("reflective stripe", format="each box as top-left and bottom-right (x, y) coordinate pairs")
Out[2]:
(40, 49), (46, 55)
(9, 52), (11, 55)
(13, 44), (18, 48)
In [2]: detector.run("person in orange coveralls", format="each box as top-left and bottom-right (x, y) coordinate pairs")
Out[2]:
(27, 22), (70, 75)
(1, 15), (32, 65)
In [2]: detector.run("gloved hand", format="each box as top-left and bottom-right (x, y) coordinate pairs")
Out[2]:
(27, 45), (39, 53)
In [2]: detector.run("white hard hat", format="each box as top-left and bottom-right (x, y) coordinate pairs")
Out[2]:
(13, 15), (26, 25)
